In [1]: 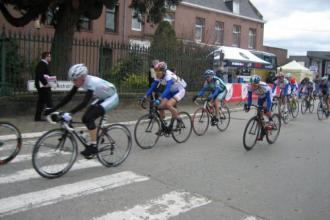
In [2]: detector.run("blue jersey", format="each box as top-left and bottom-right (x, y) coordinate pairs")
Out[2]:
(197, 76), (227, 99)
(247, 82), (272, 112)
(272, 78), (290, 96)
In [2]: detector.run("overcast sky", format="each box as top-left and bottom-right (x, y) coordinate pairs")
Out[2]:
(250, 0), (330, 56)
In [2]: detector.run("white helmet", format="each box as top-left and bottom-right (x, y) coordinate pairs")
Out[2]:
(68, 64), (88, 80)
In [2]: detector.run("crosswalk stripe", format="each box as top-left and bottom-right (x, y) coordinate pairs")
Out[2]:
(93, 190), (211, 220)
(0, 171), (149, 217)
(0, 159), (102, 185)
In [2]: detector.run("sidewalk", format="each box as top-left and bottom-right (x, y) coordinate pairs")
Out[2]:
(0, 101), (243, 135)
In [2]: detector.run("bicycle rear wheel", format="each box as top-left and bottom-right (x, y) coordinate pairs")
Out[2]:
(243, 116), (260, 151)
(134, 114), (160, 149)
(192, 107), (209, 136)
(216, 105), (230, 131)
(317, 101), (326, 120)
(309, 98), (315, 113)
(266, 114), (281, 144)
(172, 111), (192, 143)
(97, 124), (132, 167)
(0, 122), (22, 165)
(290, 99), (299, 118)
(32, 129), (77, 178)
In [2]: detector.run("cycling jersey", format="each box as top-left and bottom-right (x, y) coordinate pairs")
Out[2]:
(247, 82), (272, 112)
(272, 78), (290, 96)
(197, 76), (227, 100)
(145, 69), (186, 101)
(320, 80), (330, 96)
(289, 82), (298, 95)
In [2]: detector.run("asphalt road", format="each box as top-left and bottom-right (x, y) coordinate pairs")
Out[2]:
(0, 109), (329, 220)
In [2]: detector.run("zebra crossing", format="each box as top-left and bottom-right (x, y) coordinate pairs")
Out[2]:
(0, 137), (260, 220)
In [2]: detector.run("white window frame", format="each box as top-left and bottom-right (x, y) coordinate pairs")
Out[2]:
(232, 25), (241, 47)
(248, 28), (256, 49)
(233, 0), (240, 14)
(215, 21), (224, 45)
(195, 17), (205, 43)
(131, 10), (142, 31)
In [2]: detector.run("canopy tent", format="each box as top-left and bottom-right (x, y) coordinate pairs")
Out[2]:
(278, 60), (313, 82)
(213, 46), (271, 68)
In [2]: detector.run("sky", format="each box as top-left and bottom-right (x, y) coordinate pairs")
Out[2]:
(250, 0), (330, 56)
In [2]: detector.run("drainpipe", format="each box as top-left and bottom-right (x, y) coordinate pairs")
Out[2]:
(122, 0), (127, 43)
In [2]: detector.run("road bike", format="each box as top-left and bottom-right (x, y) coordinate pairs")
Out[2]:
(134, 98), (192, 149)
(192, 97), (230, 136)
(317, 95), (329, 120)
(287, 94), (299, 119)
(243, 105), (281, 151)
(32, 112), (132, 178)
(0, 122), (22, 165)
(301, 93), (315, 114)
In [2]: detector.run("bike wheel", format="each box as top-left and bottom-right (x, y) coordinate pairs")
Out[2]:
(0, 122), (22, 165)
(278, 104), (289, 124)
(266, 114), (281, 144)
(97, 124), (132, 167)
(216, 105), (231, 131)
(243, 116), (260, 151)
(317, 102), (326, 120)
(192, 107), (209, 136)
(134, 114), (160, 149)
(172, 111), (192, 143)
(291, 100), (299, 118)
(309, 98), (315, 113)
(32, 129), (77, 178)
(301, 99), (308, 114)
(271, 102), (278, 113)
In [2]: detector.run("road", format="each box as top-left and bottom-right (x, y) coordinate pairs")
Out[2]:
(0, 110), (329, 220)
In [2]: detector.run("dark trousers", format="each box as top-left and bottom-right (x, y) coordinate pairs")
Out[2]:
(35, 87), (53, 121)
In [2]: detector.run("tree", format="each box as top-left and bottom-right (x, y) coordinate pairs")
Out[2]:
(0, 0), (181, 76)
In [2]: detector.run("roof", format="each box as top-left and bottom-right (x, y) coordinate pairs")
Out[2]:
(279, 60), (310, 72)
(182, 0), (263, 21)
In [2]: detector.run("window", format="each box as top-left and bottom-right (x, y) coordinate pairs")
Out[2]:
(248, 28), (256, 49)
(163, 13), (174, 25)
(105, 6), (118, 32)
(79, 16), (92, 31)
(232, 25), (241, 47)
(132, 10), (142, 31)
(233, 0), (240, 14)
(195, 17), (205, 43)
(165, 2), (177, 11)
(215, 21), (224, 45)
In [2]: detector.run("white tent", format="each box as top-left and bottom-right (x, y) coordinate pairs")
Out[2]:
(278, 60), (313, 81)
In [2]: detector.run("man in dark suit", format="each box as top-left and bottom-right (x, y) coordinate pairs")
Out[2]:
(34, 51), (53, 121)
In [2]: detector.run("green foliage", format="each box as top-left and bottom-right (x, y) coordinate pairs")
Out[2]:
(121, 74), (149, 92)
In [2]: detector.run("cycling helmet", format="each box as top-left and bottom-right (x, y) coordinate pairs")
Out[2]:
(68, 64), (88, 80)
(154, 61), (167, 72)
(290, 78), (296, 84)
(250, 75), (261, 84)
(203, 69), (215, 78)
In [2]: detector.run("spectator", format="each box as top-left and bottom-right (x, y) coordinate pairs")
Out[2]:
(34, 51), (53, 121)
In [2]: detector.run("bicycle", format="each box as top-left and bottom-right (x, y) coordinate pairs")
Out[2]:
(192, 97), (230, 136)
(276, 94), (290, 124)
(134, 98), (192, 149)
(0, 122), (22, 165)
(287, 94), (299, 119)
(301, 93), (315, 114)
(32, 112), (132, 178)
(271, 96), (279, 113)
(243, 104), (281, 151)
(317, 95), (329, 120)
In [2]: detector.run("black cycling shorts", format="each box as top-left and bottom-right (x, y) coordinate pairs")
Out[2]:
(82, 104), (105, 130)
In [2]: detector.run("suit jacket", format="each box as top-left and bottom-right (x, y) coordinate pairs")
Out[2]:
(35, 60), (50, 90)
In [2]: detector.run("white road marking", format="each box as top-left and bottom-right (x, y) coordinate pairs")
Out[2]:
(0, 171), (149, 217)
(93, 190), (211, 220)
(0, 159), (102, 184)
(244, 216), (257, 220)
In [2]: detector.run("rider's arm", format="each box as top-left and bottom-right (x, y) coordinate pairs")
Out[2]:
(197, 82), (208, 97)
(69, 89), (94, 114)
(247, 91), (253, 107)
(284, 83), (289, 96)
(210, 87), (221, 100)
(266, 91), (272, 112)
(52, 86), (78, 111)
(145, 80), (158, 97)
(160, 79), (174, 99)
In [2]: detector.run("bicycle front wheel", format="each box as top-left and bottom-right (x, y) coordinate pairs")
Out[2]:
(32, 129), (78, 178)
(0, 122), (22, 165)
(97, 124), (132, 167)
(172, 111), (192, 143)
(309, 98), (315, 113)
(266, 114), (281, 144)
(301, 99), (308, 114)
(192, 107), (209, 136)
(243, 116), (260, 151)
(290, 99), (299, 118)
(216, 105), (231, 131)
(134, 114), (160, 149)
(317, 101), (326, 120)
(279, 104), (289, 124)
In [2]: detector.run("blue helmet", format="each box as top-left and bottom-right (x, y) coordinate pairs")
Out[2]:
(203, 69), (215, 78)
(250, 75), (261, 84)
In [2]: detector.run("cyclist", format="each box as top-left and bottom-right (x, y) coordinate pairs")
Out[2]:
(299, 77), (314, 98)
(192, 69), (227, 125)
(289, 77), (299, 99)
(143, 61), (187, 130)
(244, 75), (273, 139)
(319, 75), (330, 117)
(45, 64), (119, 158)
(272, 72), (290, 114)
